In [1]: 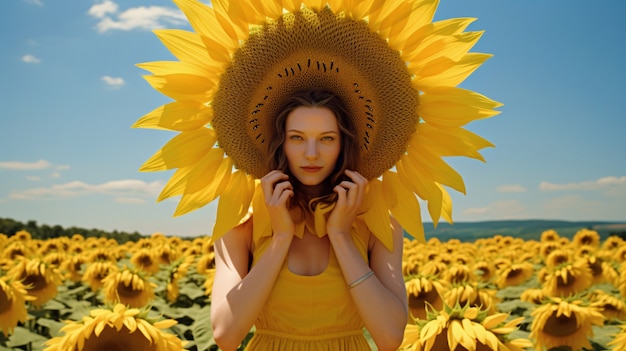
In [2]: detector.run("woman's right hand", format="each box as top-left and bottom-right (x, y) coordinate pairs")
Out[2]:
(261, 170), (295, 236)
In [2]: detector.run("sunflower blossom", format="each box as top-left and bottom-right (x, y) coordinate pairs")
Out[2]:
(402, 302), (531, 351)
(135, 0), (501, 245)
(43, 303), (186, 351)
(0, 276), (35, 336)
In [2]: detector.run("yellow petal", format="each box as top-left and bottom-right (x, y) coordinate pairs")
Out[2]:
(382, 171), (425, 242)
(132, 101), (212, 131)
(152, 29), (215, 70)
(387, 0), (438, 51)
(173, 0), (238, 53)
(140, 129), (217, 171)
(415, 123), (494, 161)
(418, 87), (502, 128)
(416, 53), (492, 89)
(405, 141), (466, 194)
(360, 178), (392, 251)
(396, 158), (442, 225)
(174, 155), (232, 216)
(251, 181), (271, 241)
(142, 73), (216, 102)
(212, 171), (255, 241)
(403, 17), (476, 65)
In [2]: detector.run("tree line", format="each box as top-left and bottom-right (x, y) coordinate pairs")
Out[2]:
(0, 217), (144, 243)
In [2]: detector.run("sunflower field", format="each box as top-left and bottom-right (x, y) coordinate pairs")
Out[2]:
(1, 228), (625, 351)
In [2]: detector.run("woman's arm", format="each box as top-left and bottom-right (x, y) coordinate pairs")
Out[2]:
(326, 170), (408, 351)
(211, 219), (293, 351)
(211, 171), (296, 351)
(328, 218), (408, 351)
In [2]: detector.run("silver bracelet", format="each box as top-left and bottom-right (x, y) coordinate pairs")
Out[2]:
(348, 270), (374, 289)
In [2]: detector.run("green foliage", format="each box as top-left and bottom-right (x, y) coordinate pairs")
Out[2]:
(0, 217), (144, 243)
(421, 219), (626, 242)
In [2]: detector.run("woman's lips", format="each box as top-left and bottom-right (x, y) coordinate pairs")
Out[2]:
(301, 166), (322, 173)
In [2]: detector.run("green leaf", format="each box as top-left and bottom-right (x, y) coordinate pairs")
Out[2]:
(190, 305), (214, 350)
(37, 318), (66, 338)
(6, 327), (49, 348)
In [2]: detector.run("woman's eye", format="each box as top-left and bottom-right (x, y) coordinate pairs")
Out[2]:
(289, 135), (303, 141)
(321, 136), (335, 141)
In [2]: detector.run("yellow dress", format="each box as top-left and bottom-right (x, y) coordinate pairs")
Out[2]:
(244, 221), (372, 350)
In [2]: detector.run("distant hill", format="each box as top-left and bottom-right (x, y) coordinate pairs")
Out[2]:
(415, 219), (626, 242)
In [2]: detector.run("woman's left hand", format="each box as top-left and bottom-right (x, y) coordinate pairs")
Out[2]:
(326, 169), (368, 236)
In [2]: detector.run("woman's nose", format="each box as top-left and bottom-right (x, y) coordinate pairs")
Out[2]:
(305, 140), (319, 159)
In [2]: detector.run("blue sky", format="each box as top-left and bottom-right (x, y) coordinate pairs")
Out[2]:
(1, 0), (625, 237)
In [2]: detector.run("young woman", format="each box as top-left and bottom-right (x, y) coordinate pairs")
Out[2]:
(210, 88), (408, 351)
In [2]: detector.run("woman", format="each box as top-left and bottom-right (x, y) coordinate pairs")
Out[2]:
(210, 88), (408, 351)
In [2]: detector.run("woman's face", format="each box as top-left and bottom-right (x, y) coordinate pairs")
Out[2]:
(284, 106), (341, 186)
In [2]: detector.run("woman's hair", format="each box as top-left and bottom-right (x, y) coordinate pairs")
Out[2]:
(268, 88), (359, 220)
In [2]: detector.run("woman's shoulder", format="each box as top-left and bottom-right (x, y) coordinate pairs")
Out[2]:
(219, 215), (254, 248)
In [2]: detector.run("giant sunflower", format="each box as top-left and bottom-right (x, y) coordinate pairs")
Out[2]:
(0, 276), (35, 336)
(529, 296), (604, 351)
(8, 257), (62, 308)
(102, 268), (157, 308)
(43, 303), (186, 351)
(406, 302), (532, 351)
(135, 0), (500, 244)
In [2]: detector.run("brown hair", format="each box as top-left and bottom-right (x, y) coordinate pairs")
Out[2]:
(268, 88), (359, 219)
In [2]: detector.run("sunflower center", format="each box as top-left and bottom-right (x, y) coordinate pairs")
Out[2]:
(82, 325), (157, 351)
(117, 281), (144, 298)
(21, 273), (47, 292)
(409, 289), (442, 320)
(430, 327), (493, 351)
(555, 270), (575, 288)
(587, 258), (603, 277)
(137, 255), (154, 267)
(505, 268), (523, 280)
(543, 312), (578, 337)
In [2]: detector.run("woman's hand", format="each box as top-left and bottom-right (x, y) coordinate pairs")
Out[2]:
(327, 169), (368, 236)
(261, 170), (295, 237)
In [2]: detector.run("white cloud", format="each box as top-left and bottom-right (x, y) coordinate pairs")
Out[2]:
(462, 200), (527, 219)
(101, 75), (125, 89)
(88, 0), (118, 19)
(496, 184), (527, 193)
(88, 1), (186, 33)
(115, 197), (147, 204)
(540, 176), (626, 192)
(9, 179), (163, 200)
(26, 176), (41, 181)
(21, 54), (41, 64)
(0, 159), (51, 170)
(463, 207), (489, 215)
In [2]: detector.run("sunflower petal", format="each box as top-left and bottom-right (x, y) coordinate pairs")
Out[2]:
(142, 73), (216, 102)
(212, 171), (255, 241)
(361, 178), (392, 251)
(132, 101), (212, 131)
(382, 171), (425, 242)
(140, 129), (217, 171)
(419, 87), (502, 128)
